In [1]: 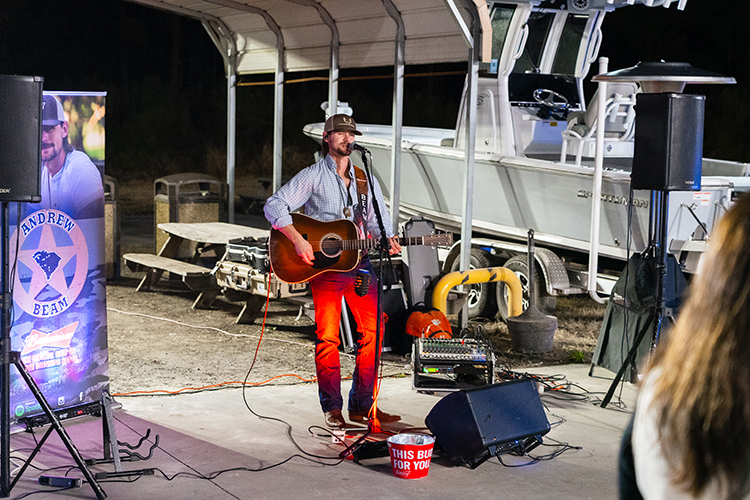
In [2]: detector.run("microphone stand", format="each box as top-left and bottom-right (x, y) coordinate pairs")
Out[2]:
(356, 145), (392, 434)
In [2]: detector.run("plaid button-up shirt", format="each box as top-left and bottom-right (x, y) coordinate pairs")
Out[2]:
(264, 154), (394, 240)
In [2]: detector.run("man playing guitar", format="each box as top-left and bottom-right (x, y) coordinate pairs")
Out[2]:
(264, 114), (402, 430)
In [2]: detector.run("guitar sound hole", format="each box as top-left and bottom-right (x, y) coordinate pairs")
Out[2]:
(319, 234), (342, 258)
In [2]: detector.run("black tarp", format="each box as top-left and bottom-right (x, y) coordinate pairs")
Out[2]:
(591, 253), (688, 382)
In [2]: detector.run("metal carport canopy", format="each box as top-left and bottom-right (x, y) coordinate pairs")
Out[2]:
(123, 0), (491, 309)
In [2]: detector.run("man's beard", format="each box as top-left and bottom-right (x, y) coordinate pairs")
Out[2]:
(333, 143), (352, 156)
(41, 143), (62, 163)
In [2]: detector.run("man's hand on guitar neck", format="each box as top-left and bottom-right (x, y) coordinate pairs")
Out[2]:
(277, 224), (315, 265)
(387, 236), (402, 256)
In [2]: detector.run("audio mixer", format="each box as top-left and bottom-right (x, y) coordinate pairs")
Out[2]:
(413, 338), (495, 391)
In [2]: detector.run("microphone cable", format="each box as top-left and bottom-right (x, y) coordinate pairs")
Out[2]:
(240, 270), (346, 464)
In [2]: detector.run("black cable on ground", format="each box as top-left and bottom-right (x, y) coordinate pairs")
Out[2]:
(237, 276), (348, 463)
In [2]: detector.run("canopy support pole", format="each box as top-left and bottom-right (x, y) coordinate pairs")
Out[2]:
(227, 58), (237, 223)
(383, 0), (405, 234)
(273, 50), (285, 194)
(203, 0), (286, 218)
(445, 0), (482, 328)
(329, 43), (340, 115)
(202, 19), (238, 223)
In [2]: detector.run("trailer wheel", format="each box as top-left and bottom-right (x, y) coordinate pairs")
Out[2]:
(496, 256), (556, 322)
(449, 248), (497, 319)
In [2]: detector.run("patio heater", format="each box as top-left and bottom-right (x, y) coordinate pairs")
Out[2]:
(592, 62), (734, 408)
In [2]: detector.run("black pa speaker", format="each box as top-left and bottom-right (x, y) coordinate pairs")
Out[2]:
(631, 93), (705, 192)
(425, 379), (550, 466)
(0, 75), (43, 202)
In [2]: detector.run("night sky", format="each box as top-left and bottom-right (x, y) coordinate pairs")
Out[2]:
(0, 0), (747, 182)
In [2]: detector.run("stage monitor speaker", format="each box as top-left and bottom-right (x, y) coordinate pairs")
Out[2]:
(0, 75), (43, 202)
(425, 379), (550, 466)
(631, 93), (705, 192)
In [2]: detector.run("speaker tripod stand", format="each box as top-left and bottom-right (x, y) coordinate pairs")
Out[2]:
(600, 190), (675, 408)
(0, 202), (106, 499)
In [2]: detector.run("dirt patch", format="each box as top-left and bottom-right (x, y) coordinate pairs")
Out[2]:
(108, 278), (316, 394)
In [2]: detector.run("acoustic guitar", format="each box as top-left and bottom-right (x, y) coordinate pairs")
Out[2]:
(269, 213), (453, 283)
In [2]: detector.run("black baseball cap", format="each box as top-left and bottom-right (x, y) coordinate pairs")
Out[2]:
(42, 95), (65, 126)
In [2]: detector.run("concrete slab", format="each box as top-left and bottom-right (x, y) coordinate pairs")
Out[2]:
(5, 364), (636, 500)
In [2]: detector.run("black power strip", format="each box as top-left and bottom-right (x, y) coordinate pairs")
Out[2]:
(39, 475), (82, 488)
(20, 401), (102, 430)
(351, 440), (389, 462)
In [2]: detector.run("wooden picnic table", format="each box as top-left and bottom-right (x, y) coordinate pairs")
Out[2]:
(124, 222), (270, 309)
(157, 222), (269, 249)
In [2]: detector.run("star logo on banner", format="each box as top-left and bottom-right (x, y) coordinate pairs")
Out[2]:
(11, 210), (89, 318)
(18, 224), (77, 301)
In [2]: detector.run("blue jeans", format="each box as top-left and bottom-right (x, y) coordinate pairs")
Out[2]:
(310, 260), (380, 413)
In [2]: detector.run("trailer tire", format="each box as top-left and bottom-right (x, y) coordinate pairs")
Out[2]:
(496, 256), (556, 322)
(449, 248), (497, 319)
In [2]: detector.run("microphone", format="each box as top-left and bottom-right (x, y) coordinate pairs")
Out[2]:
(354, 269), (370, 297)
(349, 142), (370, 154)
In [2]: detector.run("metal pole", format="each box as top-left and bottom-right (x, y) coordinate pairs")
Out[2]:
(389, 43), (404, 234)
(444, 0), (481, 329)
(227, 60), (237, 223)
(281, 0), (338, 116)
(587, 57), (608, 303)
(1, 203), (9, 496)
(273, 51), (285, 194)
(653, 191), (670, 348)
(458, 24), (480, 329)
(383, 0), (405, 234)
(329, 45), (339, 115)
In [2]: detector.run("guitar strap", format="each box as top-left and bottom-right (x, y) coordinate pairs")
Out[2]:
(353, 165), (368, 237)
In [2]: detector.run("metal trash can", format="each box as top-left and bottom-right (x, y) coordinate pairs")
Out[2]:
(154, 173), (226, 256)
(104, 175), (120, 280)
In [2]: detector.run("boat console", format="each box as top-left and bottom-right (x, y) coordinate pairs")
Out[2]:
(508, 73), (580, 112)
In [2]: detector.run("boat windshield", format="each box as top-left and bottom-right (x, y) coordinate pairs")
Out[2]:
(490, 4), (515, 61)
(552, 14), (589, 75)
(490, 4), (590, 78)
(514, 10), (556, 74)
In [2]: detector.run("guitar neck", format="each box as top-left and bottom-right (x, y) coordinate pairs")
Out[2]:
(349, 235), (426, 251)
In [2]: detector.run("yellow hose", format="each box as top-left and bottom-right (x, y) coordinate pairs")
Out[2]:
(432, 267), (523, 318)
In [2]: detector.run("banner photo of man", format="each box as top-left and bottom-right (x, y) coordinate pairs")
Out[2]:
(8, 92), (108, 425)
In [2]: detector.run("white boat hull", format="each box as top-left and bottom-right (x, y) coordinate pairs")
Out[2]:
(305, 123), (732, 270)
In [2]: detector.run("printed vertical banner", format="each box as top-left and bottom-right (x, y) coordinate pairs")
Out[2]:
(9, 92), (108, 424)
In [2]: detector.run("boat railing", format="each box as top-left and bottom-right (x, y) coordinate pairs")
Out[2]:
(560, 82), (637, 166)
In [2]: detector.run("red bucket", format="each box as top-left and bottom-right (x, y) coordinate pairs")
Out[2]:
(387, 433), (435, 479)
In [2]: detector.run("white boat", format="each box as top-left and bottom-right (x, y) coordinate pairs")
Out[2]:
(304, 0), (748, 318)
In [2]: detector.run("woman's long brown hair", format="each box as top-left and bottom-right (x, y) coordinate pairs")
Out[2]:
(648, 193), (750, 498)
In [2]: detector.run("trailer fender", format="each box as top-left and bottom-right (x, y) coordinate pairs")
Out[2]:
(533, 247), (571, 296)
